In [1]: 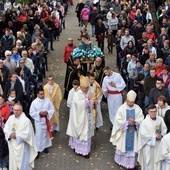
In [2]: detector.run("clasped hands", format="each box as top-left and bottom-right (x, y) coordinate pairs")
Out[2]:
(39, 111), (48, 117)
(129, 118), (136, 126)
(108, 82), (116, 87)
(156, 134), (162, 140)
(10, 132), (16, 139)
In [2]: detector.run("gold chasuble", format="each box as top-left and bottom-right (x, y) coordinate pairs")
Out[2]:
(44, 83), (62, 126)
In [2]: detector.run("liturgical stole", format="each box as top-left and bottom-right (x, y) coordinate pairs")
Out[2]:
(125, 109), (135, 152)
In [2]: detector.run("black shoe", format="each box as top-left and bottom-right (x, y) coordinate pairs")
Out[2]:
(83, 154), (90, 159)
(51, 48), (54, 51)
(96, 127), (99, 131)
(110, 126), (113, 130)
(36, 152), (40, 159)
(44, 148), (49, 153)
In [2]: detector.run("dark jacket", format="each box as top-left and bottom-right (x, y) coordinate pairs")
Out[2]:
(144, 75), (158, 96)
(0, 66), (10, 90)
(3, 79), (23, 103)
(164, 109), (170, 133)
(149, 87), (169, 105)
(0, 127), (8, 159)
(1, 35), (13, 52)
(133, 26), (145, 42)
(89, 10), (98, 25)
(135, 71), (150, 92)
(95, 23), (106, 39)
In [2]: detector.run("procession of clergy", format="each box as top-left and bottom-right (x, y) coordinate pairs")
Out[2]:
(3, 65), (170, 170)
(65, 62), (170, 170)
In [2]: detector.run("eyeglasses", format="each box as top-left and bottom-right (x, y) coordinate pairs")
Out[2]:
(48, 79), (54, 81)
(20, 62), (25, 64)
(6, 55), (11, 56)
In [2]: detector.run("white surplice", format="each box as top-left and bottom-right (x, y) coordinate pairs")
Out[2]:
(102, 71), (126, 125)
(156, 132), (170, 170)
(138, 115), (167, 170)
(29, 97), (54, 152)
(67, 87), (76, 108)
(4, 113), (37, 170)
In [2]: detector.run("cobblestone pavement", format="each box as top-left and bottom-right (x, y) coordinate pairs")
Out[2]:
(34, 2), (140, 170)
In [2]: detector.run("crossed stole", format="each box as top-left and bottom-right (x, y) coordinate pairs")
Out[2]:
(44, 83), (62, 126)
(125, 109), (136, 152)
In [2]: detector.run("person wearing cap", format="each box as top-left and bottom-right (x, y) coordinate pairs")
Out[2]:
(138, 104), (167, 170)
(102, 66), (126, 127)
(110, 90), (144, 169)
(66, 75), (94, 159)
(3, 50), (16, 74)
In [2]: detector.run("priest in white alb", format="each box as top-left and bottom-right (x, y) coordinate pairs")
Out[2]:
(66, 75), (94, 159)
(138, 105), (167, 170)
(4, 104), (37, 170)
(156, 132), (170, 170)
(30, 88), (54, 156)
(102, 66), (126, 128)
(110, 90), (144, 169)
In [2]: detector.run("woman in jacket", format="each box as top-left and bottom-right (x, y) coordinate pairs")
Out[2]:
(156, 96), (170, 118)
(3, 73), (23, 104)
(80, 5), (90, 28)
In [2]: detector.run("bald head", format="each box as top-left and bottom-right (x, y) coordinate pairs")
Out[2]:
(95, 57), (102, 66)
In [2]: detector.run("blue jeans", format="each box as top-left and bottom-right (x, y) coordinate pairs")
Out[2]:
(91, 25), (95, 36)
(0, 157), (7, 168)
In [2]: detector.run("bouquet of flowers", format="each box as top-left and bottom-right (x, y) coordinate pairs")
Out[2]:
(71, 46), (104, 61)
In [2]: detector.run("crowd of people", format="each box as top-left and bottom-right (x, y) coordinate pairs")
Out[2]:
(1, 0), (170, 169)
(64, 0), (170, 170)
(0, 0), (67, 169)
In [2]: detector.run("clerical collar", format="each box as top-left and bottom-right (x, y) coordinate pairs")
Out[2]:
(90, 83), (93, 86)
(150, 116), (156, 120)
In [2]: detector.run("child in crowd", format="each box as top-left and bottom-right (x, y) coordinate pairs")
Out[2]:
(7, 89), (16, 115)
(67, 80), (80, 108)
